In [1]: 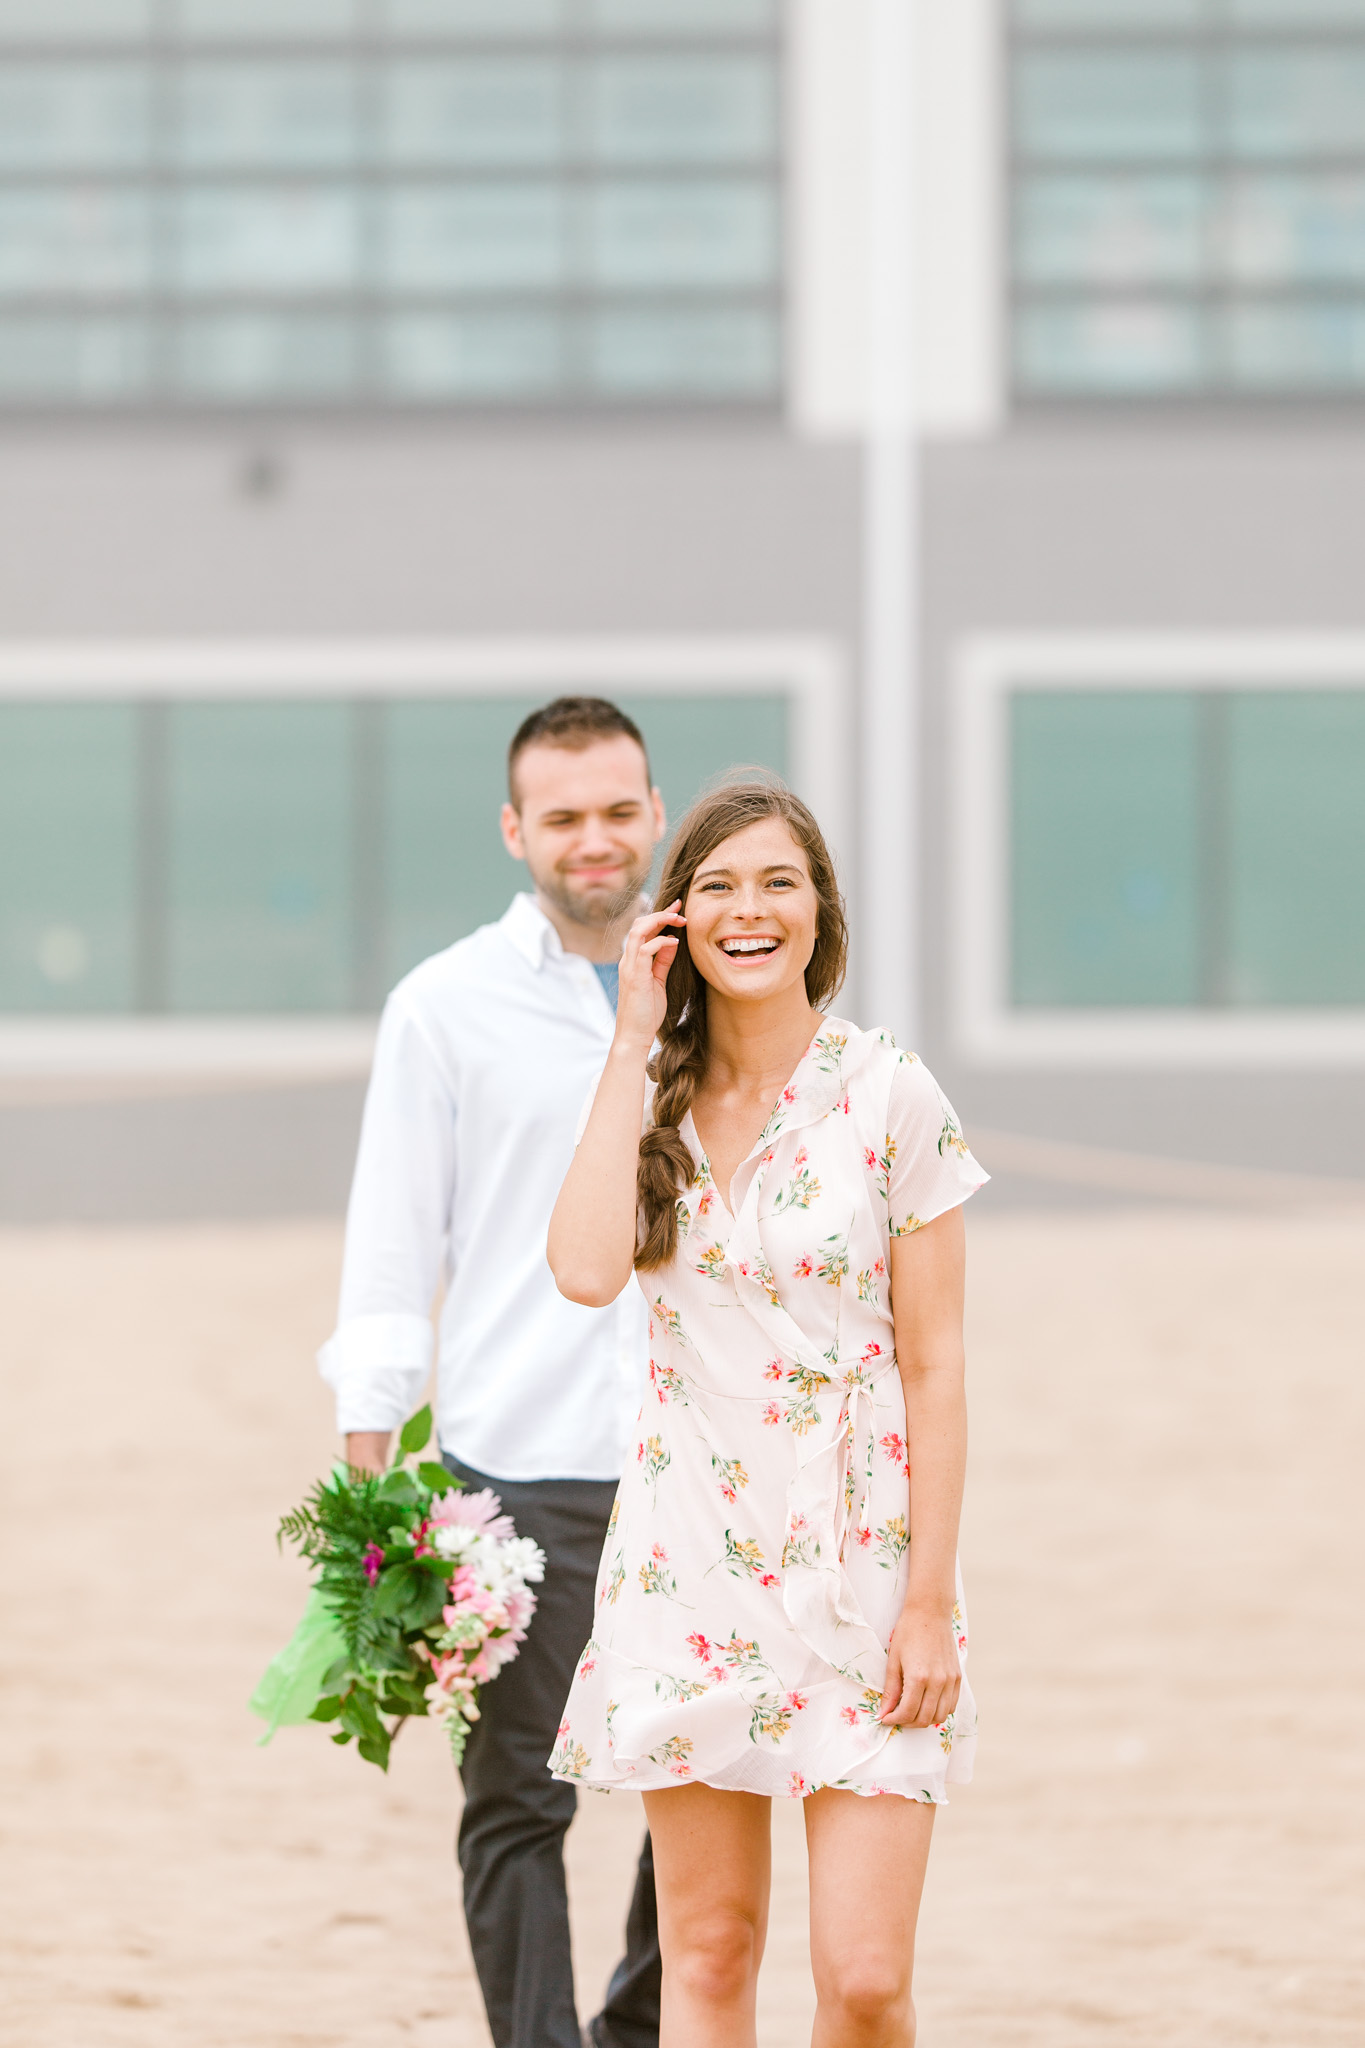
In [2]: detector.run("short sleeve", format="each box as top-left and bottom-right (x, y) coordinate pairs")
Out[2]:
(884, 1052), (988, 1236)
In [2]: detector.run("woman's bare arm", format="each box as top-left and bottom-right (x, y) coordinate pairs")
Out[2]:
(879, 1204), (968, 1729)
(547, 906), (683, 1307)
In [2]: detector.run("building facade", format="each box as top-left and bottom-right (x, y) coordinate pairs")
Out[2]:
(2, 0), (1363, 1184)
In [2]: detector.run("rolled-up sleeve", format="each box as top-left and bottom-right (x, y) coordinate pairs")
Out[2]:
(317, 992), (456, 1434)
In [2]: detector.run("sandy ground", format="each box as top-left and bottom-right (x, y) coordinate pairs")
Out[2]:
(2, 1210), (1362, 2048)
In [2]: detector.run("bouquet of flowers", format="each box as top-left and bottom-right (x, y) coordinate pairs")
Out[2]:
(251, 1405), (545, 1771)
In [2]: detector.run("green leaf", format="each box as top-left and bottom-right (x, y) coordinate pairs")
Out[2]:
(357, 1732), (391, 1772)
(398, 1405), (433, 1458)
(331, 1730), (352, 1746)
(417, 1461), (454, 1495)
(375, 1471), (421, 1508)
(309, 1696), (343, 1722)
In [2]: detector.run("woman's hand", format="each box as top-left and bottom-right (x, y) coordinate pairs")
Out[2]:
(615, 902), (685, 1051)
(879, 1600), (962, 1730)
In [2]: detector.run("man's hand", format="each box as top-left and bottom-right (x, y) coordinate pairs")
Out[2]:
(345, 1431), (391, 1475)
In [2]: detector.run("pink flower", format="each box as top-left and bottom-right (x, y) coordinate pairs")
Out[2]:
(686, 1631), (713, 1662)
(788, 1772), (809, 1798)
(763, 1358), (784, 1382)
(784, 1691), (808, 1712)
(362, 1542), (384, 1587)
(428, 1487), (515, 1541)
(794, 1146), (808, 1167)
(862, 1341), (883, 1361)
(853, 1526), (873, 1549)
(789, 1512), (807, 1533)
(761, 1402), (782, 1427)
(838, 1093), (850, 1115)
(759, 1572), (780, 1588)
(782, 1086), (797, 1104)
(879, 1432), (909, 1476)
(864, 1147), (877, 1169)
(793, 1255), (813, 1279)
(706, 1665), (727, 1685)
(651, 1543), (669, 1562)
(873, 1258), (886, 1276)
(840, 1706), (859, 1727)
(668, 1761), (691, 1778)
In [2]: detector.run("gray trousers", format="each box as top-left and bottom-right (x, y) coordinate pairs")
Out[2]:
(443, 1455), (661, 2048)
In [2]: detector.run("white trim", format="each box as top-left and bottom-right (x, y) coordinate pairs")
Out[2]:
(0, 1019), (379, 1082)
(952, 634), (1365, 1069)
(0, 634), (850, 1071)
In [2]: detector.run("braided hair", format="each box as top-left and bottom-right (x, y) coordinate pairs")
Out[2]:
(635, 778), (848, 1270)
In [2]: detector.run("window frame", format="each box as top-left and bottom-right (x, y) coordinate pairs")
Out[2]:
(952, 633), (1365, 1068)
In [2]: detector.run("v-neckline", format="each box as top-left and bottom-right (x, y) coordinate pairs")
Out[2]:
(682, 1027), (822, 1223)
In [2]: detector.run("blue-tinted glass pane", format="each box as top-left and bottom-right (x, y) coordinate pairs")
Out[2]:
(0, 65), (149, 170)
(588, 0), (777, 33)
(174, 186), (360, 293)
(0, 188), (152, 296)
(1227, 692), (1365, 1004)
(1016, 175), (1205, 285)
(166, 703), (353, 1013)
(1225, 176), (1365, 285)
(383, 184), (567, 290)
(1015, 53), (1204, 162)
(0, 0), (150, 37)
(1015, 300), (1207, 391)
(613, 692), (787, 869)
(589, 179), (776, 288)
(1228, 302), (1365, 388)
(0, 315), (149, 397)
(384, 0), (564, 31)
(179, 0), (357, 38)
(1015, 0), (1203, 21)
(1229, 53), (1365, 160)
(177, 64), (358, 170)
(590, 307), (776, 394)
(1012, 691), (1202, 1006)
(0, 704), (137, 1012)
(384, 698), (539, 980)
(383, 310), (563, 394)
(589, 58), (776, 166)
(383, 60), (563, 167)
(175, 314), (358, 397)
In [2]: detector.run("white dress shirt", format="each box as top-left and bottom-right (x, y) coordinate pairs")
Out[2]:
(318, 893), (647, 1482)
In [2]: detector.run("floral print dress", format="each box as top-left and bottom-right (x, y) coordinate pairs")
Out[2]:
(551, 1020), (988, 1803)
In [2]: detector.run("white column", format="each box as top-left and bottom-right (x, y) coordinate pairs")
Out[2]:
(860, 0), (920, 1043)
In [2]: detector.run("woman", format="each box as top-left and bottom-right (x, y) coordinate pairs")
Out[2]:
(547, 780), (986, 2048)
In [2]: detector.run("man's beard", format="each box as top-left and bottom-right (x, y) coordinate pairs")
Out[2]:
(536, 861), (648, 934)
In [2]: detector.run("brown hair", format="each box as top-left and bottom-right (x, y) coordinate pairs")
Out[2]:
(635, 777), (848, 1271)
(507, 696), (651, 804)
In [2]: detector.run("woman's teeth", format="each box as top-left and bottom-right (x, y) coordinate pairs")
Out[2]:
(720, 938), (779, 956)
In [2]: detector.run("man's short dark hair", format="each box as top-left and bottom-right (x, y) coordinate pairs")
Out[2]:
(507, 696), (652, 805)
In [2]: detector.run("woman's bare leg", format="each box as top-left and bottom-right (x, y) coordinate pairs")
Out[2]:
(641, 1784), (772, 2048)
(805, 1789), (936, 2048)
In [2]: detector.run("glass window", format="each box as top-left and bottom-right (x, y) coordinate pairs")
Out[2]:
(0, 314), (149, 398)
(1011, 692), (1202, 1007)
(588, 179), (776, 288)
(383, 60), (564, 168)
(1011, 4), (1365, 396)
(1227, 693), (1365, 1003)
(165, 703), (354, 1014)
(0, 65), (150, 172)
(0, 690), (791, 1015)
(177, 63), (359, 171)
(1009, 686), (1365, 1008)
(382, 309), (563, 397)
(0, 10), (782, 410)
(0, 189), (152, 297)
(588, 58), (776, 166)
(174, 186), (361, 294)
(0, 704), (138, 1013)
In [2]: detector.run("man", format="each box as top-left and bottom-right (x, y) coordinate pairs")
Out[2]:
(319, 697), (664, 2048)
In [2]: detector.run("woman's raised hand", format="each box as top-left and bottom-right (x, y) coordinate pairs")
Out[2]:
(615, 902), (685, 1051)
